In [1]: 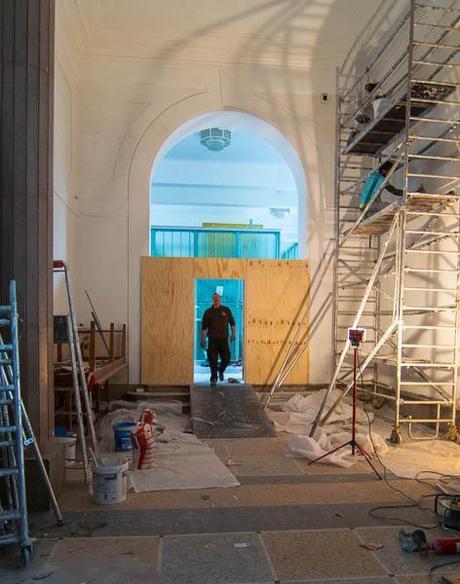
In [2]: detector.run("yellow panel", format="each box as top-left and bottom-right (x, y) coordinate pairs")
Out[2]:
(141, 257), (194, 385)
(245, 259), (310, 385)
(141, 257), (309, 386)
(202, 223), (264, 229)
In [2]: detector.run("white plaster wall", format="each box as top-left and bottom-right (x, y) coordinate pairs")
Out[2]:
(56, 0), (384, 385)
(74, 58), (336, 384)
(53, 4), (80, 315)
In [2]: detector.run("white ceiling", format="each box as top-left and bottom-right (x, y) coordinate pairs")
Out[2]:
(72, 0), (384, 67)
(165, 130), (287, 164)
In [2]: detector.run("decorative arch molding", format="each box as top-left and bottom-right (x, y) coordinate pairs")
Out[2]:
(124, 93), (309, 382)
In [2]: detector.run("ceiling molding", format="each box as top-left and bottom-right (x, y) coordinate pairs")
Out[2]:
(78, 49), (338, 72)
(59, 1), (88, 51)
(62, 1), (383, 71)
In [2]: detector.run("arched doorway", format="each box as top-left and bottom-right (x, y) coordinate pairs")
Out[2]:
(149, 111), (307, 259)
(148, 111), (307, 381)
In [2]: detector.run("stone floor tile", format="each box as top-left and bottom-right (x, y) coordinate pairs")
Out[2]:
(397, 573), (460, 584)
(356, 526), (460, 576)
(204, 439), (230, 459)
(263, 529), (387, 581)
(160, 531), (274, 584)
(396, 575), (460, 584)
(51, 535), (159, 565)
(294, 456), (375, 476)
(1, 539), (58, 584)
(290, 578), (396, 584)
(225, 438), (289, 457)
(34, 536), (160, 584)
(230, 454), (304, 476)
(395, 576), (430, 584)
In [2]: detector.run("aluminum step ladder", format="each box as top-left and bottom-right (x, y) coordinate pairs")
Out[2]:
(53, 261), (99, 481)
(0, 281), (64, 565)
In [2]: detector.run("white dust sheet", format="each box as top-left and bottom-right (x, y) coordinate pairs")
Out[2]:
(380, 440), (460, 480)
(129, 434), (239, 492)
(99, 400), (239, 493)
(268, 389), (460, 479)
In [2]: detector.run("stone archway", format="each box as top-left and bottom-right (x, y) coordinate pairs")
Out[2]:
(124, 98), (309, 383)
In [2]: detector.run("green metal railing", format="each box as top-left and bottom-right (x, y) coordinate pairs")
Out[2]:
(150, 226), (294, 259)
(281, 242), (299, 259)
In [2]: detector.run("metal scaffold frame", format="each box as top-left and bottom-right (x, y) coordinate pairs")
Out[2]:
(311, 0), (460, 442)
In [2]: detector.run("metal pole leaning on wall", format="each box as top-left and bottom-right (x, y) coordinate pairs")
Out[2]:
(53, 261), (100, 463)
(264, 293), (333, 409)
(66, 315), (90, 482)
(63, 265), (99, 459)
(309, 214), (399, 438)
(264, 241), (335, 410)
(272, 294), (333, 391)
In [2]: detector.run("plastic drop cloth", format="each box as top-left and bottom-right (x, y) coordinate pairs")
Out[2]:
(269, 389), (373, 435)
(288, 428), (389, 468)
(270, 391), (460, 478)
(268, 390), (389, 468)
(379, 439), (460, 480)
(129, 437), (239, 492)
(98, 400), (239, 492)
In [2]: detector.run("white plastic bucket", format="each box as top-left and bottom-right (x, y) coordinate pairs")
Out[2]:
(91, 461), (129, 505)
(55, 435), (77, 461)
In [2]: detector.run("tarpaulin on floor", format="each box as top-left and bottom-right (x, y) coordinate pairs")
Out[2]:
(99, 400), (239, 492)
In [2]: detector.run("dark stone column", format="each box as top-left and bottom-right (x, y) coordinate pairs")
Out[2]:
(0, 0), (55, 450)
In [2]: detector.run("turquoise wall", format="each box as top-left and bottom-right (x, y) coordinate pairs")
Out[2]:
(195, 279), (244, 365)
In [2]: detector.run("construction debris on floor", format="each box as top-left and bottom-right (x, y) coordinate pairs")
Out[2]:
(191, 384), (276, 438)
(267, 389), (460, 480)
(95, 399), (239, 495)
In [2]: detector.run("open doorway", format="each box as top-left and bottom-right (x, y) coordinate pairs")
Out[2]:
(149, 111), (307, 261)
(194, 278), (244, 383)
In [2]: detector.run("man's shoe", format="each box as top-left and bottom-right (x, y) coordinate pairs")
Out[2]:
(210, 377), (217, 387)
(218, 370), (224, 382)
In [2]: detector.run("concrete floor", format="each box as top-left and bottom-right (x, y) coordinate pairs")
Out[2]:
(2, 435), (460, 583)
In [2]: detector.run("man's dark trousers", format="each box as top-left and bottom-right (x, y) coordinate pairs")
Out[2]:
(207, 337), (231, 380)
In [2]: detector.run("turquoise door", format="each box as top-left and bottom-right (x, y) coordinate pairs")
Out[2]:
(195, 279), (244, 367)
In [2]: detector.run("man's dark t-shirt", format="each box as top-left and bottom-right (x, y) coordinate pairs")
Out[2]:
(201, 305), (235, 339)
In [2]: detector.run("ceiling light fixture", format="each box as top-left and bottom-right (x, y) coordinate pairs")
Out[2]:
(200, 128), (231, 151)
(270, 208), (290, 219)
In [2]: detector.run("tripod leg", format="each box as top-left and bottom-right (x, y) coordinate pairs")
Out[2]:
(308, 440), (352, 466)
(355, 442), (382, 480)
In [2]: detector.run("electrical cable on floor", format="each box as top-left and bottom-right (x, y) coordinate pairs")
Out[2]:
(339, 356), (460, 582)
(416, 470), (460, 495)
(356, 354), (440, 530)
(429, 558), (460, 583)
(323, 354), (460, 578)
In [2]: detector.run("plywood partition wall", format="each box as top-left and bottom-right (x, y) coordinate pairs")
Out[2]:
(141, 257), (309, 386)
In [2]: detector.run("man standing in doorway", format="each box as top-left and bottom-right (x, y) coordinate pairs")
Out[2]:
(201, 293), (236, 387)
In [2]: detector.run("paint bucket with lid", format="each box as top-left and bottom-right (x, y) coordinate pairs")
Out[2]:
(54, 427), (77, 464)
(113, 421), (136, 451)
(91, 460), (129, 505)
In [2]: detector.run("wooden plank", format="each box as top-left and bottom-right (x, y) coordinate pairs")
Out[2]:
(246, 259), (309, 385)
(141, 257), (309, 386)
(141, 257), (195, 385)
(92, 359), (127, 385)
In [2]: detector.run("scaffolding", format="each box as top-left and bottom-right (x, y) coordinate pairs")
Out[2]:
(312, 0), (460, 442)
